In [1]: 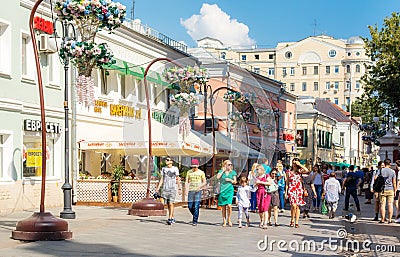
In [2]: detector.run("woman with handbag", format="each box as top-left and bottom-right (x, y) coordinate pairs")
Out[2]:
(217, 160), (237, 227)
(301, 167), (317, 218)
(285, 158), (309, 228)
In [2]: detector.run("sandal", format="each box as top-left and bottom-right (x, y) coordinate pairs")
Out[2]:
(289, 221), (294, 227)
(295, 224), (299, 228)
(228, 221), (233, 227)
(263, 225), (268, 229)
(267, 222), (272, 226)
(274, 223), (279, 227)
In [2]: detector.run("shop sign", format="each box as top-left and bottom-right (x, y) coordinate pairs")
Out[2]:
(94, 100), (108, 113)
(33, 17), (54, 34)
(26, 149), (42, 167)
(24, 119), (62, 134)
(152, 111), (178, 126)
(110, 104), (142, 119)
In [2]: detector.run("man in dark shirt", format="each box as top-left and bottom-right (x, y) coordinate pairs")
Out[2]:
(342, 165), (361, 212)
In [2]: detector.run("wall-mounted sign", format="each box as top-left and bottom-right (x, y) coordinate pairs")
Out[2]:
(33, 17), (54, 35)
(152, 111), (178, 126)
(94, 100), (108, 113)
(110, 104), (142, 119)
(24, 119), (62, 134)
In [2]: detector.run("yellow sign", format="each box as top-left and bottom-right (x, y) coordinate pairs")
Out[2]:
(26, 149), (42, 167)
(110, 104), (142, 119)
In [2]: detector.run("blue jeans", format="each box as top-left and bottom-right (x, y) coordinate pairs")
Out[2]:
(250, 191), (257, 211)
(345, 188), (360, 211)
(313, 185), (323, 208)
(188, 191), (202, 223)
(278, 187), (285, 210)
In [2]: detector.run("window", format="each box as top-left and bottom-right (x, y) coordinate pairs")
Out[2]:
(220, 52), (226, 59)
(23, 138), (55, 177)
(355, 80), (360, 89)
(269, 54), (274, 60)
(48, 53), (61, 85)
(347, 52), (351, 56)
(268, 68), (275, 76)
(296, 129), (308, 147)
(326, 66), (330, 74)
(355, 64), (360, 73)
(290, 83), (295, 91)
(313, 82), (318, 91)
(346, 81), (351, 90)
(21, 32), (35, 79)
(346, 65), (351, 73)
(282, 67), (287, 76)
(356, 52), (360, 56)
(254, 67), (260, 74)
(334, 98), (339, 105)
(0, 20), (11, 75)
(326, 82), (330, 90)
(241, 55), (247, 61)
(346, 97), (350, 106)
(334, 66), (339, 73)
(329, 49), (336, 57)
(290, 67), (295, 75)
(340, 132), (345, 146)
(313, 66), (318, 75)
(334, 82), (339, 90)
(254, 54), (259, 60)
(302, 82), (307, 91)
(285, 51), (292, 59)
(302, 67), (307, 75)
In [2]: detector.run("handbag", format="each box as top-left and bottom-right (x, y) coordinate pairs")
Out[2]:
(213, 181), (221, 195)
(303, 189), (309, 197)
(321, 199), (328, 215)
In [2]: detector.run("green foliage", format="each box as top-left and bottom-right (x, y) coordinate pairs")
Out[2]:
(111, 165), (125, 181)
(179, 165), (190, 179)
(111, 182), (119, 196)
(362, 12), (400, 119)
(351, 95), (385, 123)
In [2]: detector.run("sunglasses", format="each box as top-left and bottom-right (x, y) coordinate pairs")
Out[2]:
(271, 173), (277, 175)
(227, 163), (233, 166)
(165, 159), (172, 162)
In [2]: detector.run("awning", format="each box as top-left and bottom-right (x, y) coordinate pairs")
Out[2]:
(80, 120), (213, 157)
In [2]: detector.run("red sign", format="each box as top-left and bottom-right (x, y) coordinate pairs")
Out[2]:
(33, 17), (54, 35)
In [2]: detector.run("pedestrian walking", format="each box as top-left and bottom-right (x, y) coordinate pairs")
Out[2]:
(217, 160), (237, 227)
(267, 168), (281, 226)
(363, 167), (373, 204)
(324, 172), (341, 219)
(342, 165), (361, 212)
(378, 159), (397, 224)
(156, 157), (181, 225)
(276, 162), (286, 212)
(236, 177), (251, 228)
(286, 158), (308, 228)
(262, 158), (272, 175)
(395, 160), (400, 223)
(311, 165), (323, 212)
(185, 159), (206, 226)
(248, 163), (259, 212)
(301, 168), (316, 219)
(255, 165), (271, 229)
(370, 161), (384, 221)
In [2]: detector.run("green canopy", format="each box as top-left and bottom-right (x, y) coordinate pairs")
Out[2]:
(327, 161), (350, 168)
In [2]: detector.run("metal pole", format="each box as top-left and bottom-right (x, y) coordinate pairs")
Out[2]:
(60, 20), (75, 219)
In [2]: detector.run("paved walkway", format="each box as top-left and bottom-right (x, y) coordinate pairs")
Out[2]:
(0, 196), (398, 257)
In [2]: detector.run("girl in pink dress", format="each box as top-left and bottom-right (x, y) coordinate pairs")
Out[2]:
(255, 164), (271, 229)
(285, 158), (309, 228)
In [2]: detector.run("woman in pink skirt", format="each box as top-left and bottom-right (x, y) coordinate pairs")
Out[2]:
(255, 164), (271, 229)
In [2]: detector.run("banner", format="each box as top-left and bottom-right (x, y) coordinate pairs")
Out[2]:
(26, 149), (42, 167)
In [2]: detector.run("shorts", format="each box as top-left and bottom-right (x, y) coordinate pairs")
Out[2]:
(162, 190), (176, 204)
(268, 191), (280, 207)
(395, 190), (400, 201)
(380, 190), (394, 207)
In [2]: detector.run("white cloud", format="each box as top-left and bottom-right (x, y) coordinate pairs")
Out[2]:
(180, 3), (256, 48)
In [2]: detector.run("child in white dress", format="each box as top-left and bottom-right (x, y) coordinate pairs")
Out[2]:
(236, 177), (251, 227)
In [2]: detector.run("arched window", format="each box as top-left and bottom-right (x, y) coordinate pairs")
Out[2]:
(355, 64), (360, 73)
(346, 65), (350, 73)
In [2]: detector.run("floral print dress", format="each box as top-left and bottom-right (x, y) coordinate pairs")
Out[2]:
(287, 170), (305, 206)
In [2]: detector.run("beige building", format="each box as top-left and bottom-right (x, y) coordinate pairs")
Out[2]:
(197, 35), (371, 111)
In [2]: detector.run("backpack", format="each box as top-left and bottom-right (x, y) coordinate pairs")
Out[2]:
(345, 174), (355, 187)
(373, 170), (385, 193)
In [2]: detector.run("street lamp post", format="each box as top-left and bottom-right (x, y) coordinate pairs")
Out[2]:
(59, 19), (76, 219)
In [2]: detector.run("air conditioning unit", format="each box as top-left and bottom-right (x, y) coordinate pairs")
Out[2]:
(39, 34), (57, 53)
(333, 89), (338, 94)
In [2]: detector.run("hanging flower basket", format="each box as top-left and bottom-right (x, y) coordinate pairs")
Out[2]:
(55, 0), (126, 107)
(163, 66), (209, 93)
(228, 111), (250, 127)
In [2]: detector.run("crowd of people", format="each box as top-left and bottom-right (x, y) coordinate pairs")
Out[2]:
(155, 156), (400, 227)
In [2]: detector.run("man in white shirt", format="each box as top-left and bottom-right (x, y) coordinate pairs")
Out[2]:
(324, 173), (342, 219)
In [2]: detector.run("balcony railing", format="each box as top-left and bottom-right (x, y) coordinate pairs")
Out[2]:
(123, 19), (187, 53)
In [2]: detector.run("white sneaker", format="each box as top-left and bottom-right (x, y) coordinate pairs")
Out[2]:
(395, 218), (400, 223)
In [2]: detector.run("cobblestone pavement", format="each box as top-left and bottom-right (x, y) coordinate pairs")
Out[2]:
(0, 196), (398, 257)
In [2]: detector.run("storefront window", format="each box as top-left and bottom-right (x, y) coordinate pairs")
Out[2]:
(23, 138), (54, 177)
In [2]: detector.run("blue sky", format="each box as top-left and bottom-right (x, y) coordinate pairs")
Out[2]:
(119, 0), (400, 48)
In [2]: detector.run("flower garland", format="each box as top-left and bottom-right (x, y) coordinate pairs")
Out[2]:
(223, 91), (256, 104)
(54, 0), (126, 107)
(228, 111), (250, 126)
(169, 93), (200, 114)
